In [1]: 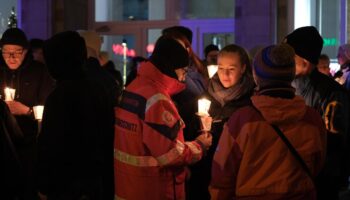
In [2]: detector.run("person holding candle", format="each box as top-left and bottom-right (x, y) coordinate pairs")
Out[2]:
(114, 36), (212, 200)
(209, 44), (327, 200)
(0, 27), (54, 200)
(187, 44), (255, 200)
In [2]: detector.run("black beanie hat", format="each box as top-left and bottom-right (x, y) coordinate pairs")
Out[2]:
(162, 26), (193, 44)
(149, 36), (189, 79)
(285, 26), (323, 65)
(253, 44), (295, 90)
(204, 44), (219, 58)
(0, 28), (29, 48)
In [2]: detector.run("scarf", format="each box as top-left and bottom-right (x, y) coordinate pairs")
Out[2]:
(208, 73), (255, 107)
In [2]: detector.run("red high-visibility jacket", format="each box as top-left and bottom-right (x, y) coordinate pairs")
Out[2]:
(114, 61), (205, 200)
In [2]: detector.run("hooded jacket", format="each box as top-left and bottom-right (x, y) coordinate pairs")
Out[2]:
(114, 61), (205, 200)
(210, 95), (327, 200)
(38, 31), (115, 199)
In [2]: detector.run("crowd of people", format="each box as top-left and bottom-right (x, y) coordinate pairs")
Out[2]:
(0, 25), (349, 200)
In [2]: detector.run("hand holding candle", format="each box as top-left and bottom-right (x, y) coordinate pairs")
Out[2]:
(199, 115), (213, 132)
(4, 87), (16, 101)
(197, 98), (211, 116)
(197, 98), (212, 131)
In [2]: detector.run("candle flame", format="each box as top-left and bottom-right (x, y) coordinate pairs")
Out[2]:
(198, 98), (211, 116)
(207, 65), (218, 78)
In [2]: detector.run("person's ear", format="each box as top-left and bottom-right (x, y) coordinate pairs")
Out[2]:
(301, 58), (313, 75)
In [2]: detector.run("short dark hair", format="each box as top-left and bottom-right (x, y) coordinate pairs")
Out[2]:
(319, 54), (330, 61)
(29, 38), (44, 50)
(204, 44), (219, 58)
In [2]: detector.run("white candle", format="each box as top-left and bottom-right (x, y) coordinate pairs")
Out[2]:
(4, 87), (16, 101)
(207, 65), (218, 78)
(33, 105), (44, 120)
(198, 98), (211, 116)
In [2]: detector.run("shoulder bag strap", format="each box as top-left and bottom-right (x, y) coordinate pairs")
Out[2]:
(270, 124), (313, 179)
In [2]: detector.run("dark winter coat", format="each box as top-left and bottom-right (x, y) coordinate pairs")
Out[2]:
(0, 53), (54, 199)
(37, 76), (115, 199)
(0, 56), (54, 138)
(0, 100), (24, 199)
(37, 31), (115, 200)
(86, 57), (122, 106)
(292, 68), (350, 196)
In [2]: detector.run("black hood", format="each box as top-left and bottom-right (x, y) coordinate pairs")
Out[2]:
(43, 31), (87, 81)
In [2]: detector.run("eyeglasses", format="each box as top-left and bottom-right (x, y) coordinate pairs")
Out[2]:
(2, 49), (24, 58)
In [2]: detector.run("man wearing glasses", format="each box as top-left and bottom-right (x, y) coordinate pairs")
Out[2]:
(0, 28), (54, 200)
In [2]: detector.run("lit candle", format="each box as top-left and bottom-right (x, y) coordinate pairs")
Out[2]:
(33, 105), (44, 120)
(198, 98), (211, 116)
(207, 65), (218, 78)
(4, 87), (16, 101)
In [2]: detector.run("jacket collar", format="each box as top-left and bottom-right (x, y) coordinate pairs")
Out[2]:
(138, 61), (185, 96)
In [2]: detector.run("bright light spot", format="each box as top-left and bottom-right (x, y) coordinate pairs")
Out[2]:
(112, 43), (136, 57)
(147, 44), (155, 53)
(323, 38), (338, 47)
(330, 60), (340, 76)
(129, 49), (136, 57)
(294, 0), (311, 29)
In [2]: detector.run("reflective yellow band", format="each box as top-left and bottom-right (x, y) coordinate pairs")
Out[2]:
(157, 140), (185, 165)
(115, 140), (187, 167)
(324, 101), (340, 134)
(146, 93), (171, 112)
(114, 149), (159, 167)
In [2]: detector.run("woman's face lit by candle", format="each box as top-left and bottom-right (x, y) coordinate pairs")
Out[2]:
(217, 52), (246, 88)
